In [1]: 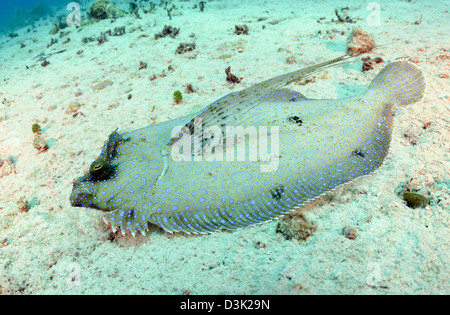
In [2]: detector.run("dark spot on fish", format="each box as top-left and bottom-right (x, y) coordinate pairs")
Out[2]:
(287, 116), (303, 126)
(270, 186), (285, 200)
(352, 149), (365, 158)
(184, 121), (195, 134)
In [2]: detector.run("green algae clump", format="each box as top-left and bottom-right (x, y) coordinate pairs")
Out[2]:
(32, 123), (41, 134)
(173, 90), (183, 104)
(403, 192), (429, 209)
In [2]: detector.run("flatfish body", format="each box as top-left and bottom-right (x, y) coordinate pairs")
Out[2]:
(70, 57), (425, 235)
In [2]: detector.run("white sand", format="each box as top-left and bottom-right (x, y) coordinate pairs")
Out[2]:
(0, 0), (448, 294)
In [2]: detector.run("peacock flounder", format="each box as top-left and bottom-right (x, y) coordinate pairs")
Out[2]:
(70, 55), (425, 235)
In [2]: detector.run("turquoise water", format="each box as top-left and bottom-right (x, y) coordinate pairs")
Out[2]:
(2, 0), (61, 31)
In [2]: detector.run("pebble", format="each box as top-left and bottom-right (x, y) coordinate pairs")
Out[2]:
(92, 80), (113, 91)
(342, 226), (358, 240)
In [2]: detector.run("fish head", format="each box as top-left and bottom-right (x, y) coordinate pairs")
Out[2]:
(69, 128), (165, 213)
(70, 129), (137, 211)
(69, 157), (123, 211)
(70, 173), (102, 210)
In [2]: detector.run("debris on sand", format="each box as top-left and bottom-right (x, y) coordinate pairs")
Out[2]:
(347, 27), (375, 55)
(225, 66), (241, 83)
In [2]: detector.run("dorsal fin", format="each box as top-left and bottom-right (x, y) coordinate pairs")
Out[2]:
(169, 54), (353, 153)
(183, 54), (351, 131)
(262, 88), (309, 102)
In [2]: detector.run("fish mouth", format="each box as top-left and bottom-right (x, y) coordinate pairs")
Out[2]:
(69, 176), (106, 210)
(70, 184), (96, 208)
(69, 180), (115, 211)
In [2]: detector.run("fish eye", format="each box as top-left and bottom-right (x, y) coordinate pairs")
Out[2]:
(92, 162), (103, 171)
(90, 159), (105, 173)
(88, 158), (115, 181)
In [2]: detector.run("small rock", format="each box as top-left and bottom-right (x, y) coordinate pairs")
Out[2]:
(48, 26), (59, 35)
(347, 27), (375, 55)
(92, 80), (113, 91)
(234, 25), (249, 35)
(138, 61), (147, 70)
(175, 42), (196, 54)
(286, 56), (297, 64)
(225, 66), (241, 83)
(0, 157), (15, 178)
(254, 241), (267, 249)
(342, 226), (358, 240)
(17, 197), (30, 213)
(403, 192), (429, 208)
(185, 84), (194, 94)
(154, 25), (180, 39)
(33, 135), (49, 152)
(276, 213), (317, 241)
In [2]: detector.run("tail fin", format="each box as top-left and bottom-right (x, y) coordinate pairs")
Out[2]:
(367, 61), (425, 106)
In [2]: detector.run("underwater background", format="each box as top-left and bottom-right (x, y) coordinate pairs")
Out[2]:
(0, 0), (448, 294)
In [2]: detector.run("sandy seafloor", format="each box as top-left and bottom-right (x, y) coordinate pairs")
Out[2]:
(0, 0), (448, 295)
